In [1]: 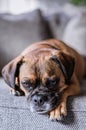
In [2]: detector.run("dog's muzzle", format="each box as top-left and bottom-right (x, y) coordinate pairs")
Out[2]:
(27, 89), (61, 113)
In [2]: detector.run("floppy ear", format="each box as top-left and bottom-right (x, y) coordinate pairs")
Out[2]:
(51, 52), (75, 84)
(2, 56), (24, 90)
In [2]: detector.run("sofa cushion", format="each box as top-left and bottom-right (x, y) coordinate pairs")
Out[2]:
(47, 5), (86, 57)
(47, 12), (70, 40)
(0, 9), (53, 75)
(0, 78), (86, 130)
(63, 12), (86, 56)
(62, 4), (86, 56)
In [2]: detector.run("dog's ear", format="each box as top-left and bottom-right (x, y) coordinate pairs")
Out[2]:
(2, 56), (24, 89)
(51, 52), (75, 84)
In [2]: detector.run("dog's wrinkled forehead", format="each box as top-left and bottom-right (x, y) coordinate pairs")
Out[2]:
(20, 55), (61, 81)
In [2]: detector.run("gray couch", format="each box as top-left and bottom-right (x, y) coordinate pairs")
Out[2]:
(0, 9), (86, 130)
(0, 78), (86, 130)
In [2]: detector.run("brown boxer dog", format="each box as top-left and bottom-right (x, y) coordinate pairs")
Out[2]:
(2, 39), (85, 120)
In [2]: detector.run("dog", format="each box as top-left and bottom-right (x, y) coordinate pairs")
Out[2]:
(2, 39), (85, 120)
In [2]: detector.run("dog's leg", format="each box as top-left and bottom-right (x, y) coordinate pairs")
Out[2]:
(10, 88), (25, 96)
(50, 75), (80, 120)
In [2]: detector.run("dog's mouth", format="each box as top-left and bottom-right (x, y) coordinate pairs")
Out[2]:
(34, 109), (49, 114)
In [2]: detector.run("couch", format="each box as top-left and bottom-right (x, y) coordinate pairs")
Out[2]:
(0, 78), (86, 130)
(0, 6), (86, 130)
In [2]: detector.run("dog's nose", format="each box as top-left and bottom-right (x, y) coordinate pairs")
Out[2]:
(32, 95), (46, 106)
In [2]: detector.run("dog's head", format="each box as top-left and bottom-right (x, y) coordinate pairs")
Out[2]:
(2, 44), (75, 113)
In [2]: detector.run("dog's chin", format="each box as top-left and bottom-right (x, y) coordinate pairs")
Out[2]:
(30, 107), (49, 114)
(29, 104), (52, 114)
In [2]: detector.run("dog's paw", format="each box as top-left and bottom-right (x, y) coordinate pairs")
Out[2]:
(10, 89), (24, 96)
(49, 102), (67, 121)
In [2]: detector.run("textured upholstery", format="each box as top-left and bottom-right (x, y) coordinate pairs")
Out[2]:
(0, 78), (86, 130)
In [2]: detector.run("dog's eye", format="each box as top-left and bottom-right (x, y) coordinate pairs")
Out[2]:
(46, 78), (59, 89)
(21, 80), (34, 90)
(51, 79), (57, 85)
(21, 81), (29, 87)
(51, 78), (59, 86)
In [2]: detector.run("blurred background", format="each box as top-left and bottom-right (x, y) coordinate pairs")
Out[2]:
(0, 0), (86, 75)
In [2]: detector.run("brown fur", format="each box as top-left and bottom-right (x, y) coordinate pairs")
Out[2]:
(2, 39), (85, 120)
